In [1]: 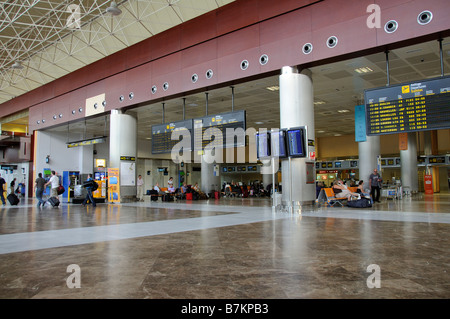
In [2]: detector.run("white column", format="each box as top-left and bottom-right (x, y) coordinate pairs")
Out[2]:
(400, 132), (418, 192)
(201, 152), (220, 195)
(358, 135), (381, 185)
(279, 66), (315, 209)
(109, 109), (137, 201)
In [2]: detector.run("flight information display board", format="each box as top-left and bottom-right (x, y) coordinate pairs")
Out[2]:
(365, 76), (450, 135)
(193, 110), (246, 150)
(151, 120), (193, 154)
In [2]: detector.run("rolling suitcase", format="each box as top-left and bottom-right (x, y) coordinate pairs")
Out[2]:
(7, 193), (19, 205)
(47, 196), (60, 207)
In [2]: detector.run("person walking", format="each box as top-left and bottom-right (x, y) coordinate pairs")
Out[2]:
(369, 168), (382, 203)
(10, 178), (16, 194)
(137, 174), (144, 201)
(0, 174), (6, 205)
(44, 171), (60, 199)
(82, 174), (96, 207)
(35, 173), (46, 208)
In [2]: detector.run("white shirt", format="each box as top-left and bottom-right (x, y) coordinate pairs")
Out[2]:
(137, 178), (144, 186)
(49, 175), (59, 188)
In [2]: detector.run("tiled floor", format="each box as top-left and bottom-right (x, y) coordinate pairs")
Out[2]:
(0, 193), (449, 299)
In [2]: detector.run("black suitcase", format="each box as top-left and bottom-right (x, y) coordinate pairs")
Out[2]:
(162, 194), (174, 202)
(347, 197), (372, 208)
(7, 193), (19, 205)
(47, 196), (60, 207)
(151, 195), (158, 201)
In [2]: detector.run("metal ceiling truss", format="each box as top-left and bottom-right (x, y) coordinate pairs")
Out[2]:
(0, 0), (226, 103)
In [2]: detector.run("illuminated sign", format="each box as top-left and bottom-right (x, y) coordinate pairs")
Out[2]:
(95, 159), (106, 167)
(365, 76), (450, 135)
(67, 136), (107, 148)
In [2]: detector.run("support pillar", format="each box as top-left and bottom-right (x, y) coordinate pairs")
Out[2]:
(109, 109), (137, 202)
(400, 132), (418, 193)
(279, 66), (315, 211)
(201, 152), (220, 195)
(358, 135), (381, 187)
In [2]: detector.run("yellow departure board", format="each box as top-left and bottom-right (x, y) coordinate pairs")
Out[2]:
(365, 76), (450, 135)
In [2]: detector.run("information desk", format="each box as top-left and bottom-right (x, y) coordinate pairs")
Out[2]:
(365, 76), (450, 135)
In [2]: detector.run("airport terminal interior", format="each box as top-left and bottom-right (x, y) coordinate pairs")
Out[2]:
(0, 0), (449, 300)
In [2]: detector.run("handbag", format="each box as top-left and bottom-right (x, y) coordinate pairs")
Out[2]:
(57, 185), (65, 195)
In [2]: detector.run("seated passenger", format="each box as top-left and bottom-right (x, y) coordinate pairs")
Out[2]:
(332, 179), (359, 200)
(357, 180), (372, 203)
(154, 183), (165, 195)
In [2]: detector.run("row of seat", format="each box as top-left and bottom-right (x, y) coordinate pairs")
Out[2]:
(318, 187), (360, 207)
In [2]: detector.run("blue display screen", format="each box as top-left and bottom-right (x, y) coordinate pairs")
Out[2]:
(256, 132), (270, 158)
(287, 129), (306, 157)
(271, 130), (287, 158)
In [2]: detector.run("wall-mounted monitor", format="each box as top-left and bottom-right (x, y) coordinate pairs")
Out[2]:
(255, 131), (270, 159)
(270, 129), (288, 158)
(286, 127), (306, 157)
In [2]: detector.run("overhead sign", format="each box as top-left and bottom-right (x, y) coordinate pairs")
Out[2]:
(67, 136), (107, 148)
(193, 110), (246, 151)
(151, 119), (193, 154)
(364, 76), (450, 135)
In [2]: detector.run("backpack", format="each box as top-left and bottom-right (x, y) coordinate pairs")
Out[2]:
(92, 181), (99, 191)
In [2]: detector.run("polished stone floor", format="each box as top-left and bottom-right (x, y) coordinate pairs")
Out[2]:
(0, 193), (449, 300)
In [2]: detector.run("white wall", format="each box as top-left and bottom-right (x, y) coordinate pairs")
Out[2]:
(35, 130), (94, 177)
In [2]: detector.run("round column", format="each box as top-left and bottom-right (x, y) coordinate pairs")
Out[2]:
(279, 66), (315, 210)
(400, 132), (418, 192)
(109, 109), (137, 202)
(358, 135), (381, 186)
(201, 152), (220, 196)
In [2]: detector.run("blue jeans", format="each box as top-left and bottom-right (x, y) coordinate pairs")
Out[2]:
(36, 188), (46, 206)
(83, 189), (96, 206)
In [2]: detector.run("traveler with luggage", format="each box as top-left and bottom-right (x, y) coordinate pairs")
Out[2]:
(82, 174), (97, 207)
(35, 173), (46, 208)
(0, 174), (6, 205)
(44, 171), (61, 207)
(10, 178), (16, 194)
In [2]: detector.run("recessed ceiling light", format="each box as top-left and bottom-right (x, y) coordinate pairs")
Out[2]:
(354, 67), (373, 74)
(266, 86), (279, 91)
(255, 121), (264, 124)
(337, 109), (350, 113)
(314, 101), (326, 105)
(405, 48), (423, 54)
